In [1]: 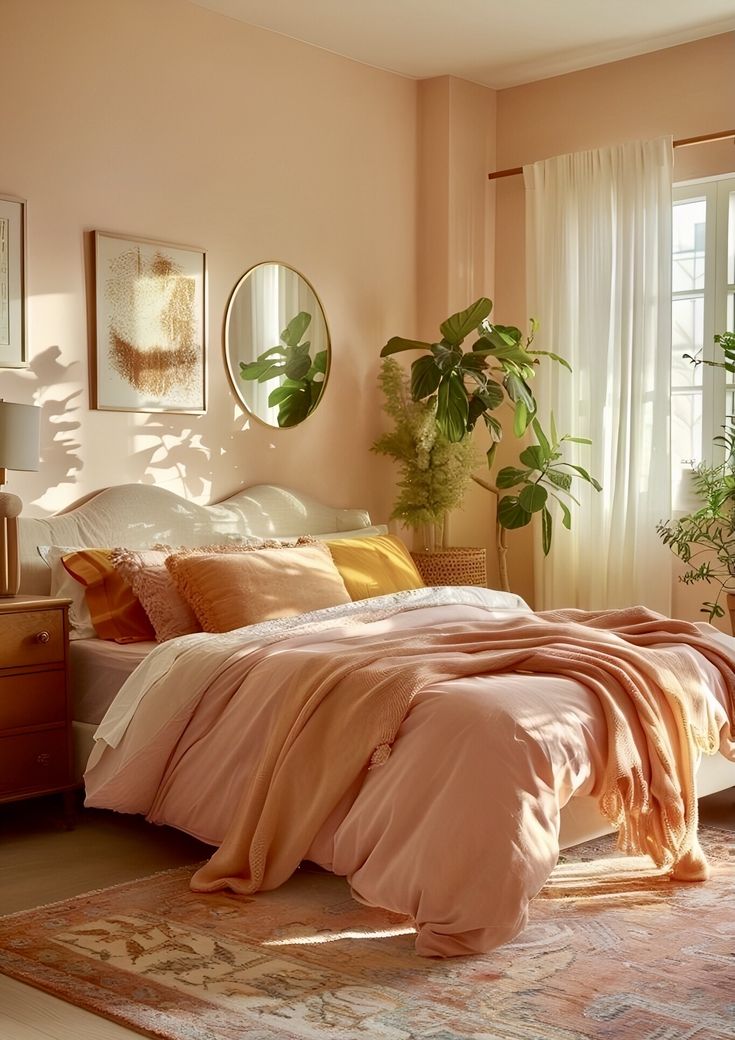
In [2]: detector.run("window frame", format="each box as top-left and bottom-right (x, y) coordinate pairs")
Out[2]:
(672, 175), (735, 470)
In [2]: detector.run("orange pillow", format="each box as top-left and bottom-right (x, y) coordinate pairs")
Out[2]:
(166, 544), (351, 632)
(325, 534), (424, 600)
(61, 549), (155, 643)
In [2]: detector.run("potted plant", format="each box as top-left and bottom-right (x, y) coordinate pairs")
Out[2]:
(375, 297), (600, 590)
(657, 332), (735, 625)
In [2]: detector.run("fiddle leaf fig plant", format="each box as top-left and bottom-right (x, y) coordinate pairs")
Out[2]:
(240, 311), (327, 427)
(379, 297), (600, 589)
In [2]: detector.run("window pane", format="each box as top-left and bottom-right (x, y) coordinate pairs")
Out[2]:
(672, 392), (702, 468)
(671, 296), (704, 386)
(673, 198), (706, 292)
(728, 191), (735, 285)
(728, 291), (734, 333)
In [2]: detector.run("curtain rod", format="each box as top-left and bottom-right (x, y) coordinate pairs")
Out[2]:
(487, 128), (735, 181)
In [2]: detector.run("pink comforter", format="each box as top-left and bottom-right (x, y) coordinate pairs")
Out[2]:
(84, 598), (735, 957)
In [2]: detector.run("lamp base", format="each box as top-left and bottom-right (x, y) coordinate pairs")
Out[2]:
(0, 491), (22, 597)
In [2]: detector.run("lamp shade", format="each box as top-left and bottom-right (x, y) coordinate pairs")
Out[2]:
(0, 401), (40, 472)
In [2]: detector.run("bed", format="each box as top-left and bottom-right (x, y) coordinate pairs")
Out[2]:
(18, 482), (735, 957)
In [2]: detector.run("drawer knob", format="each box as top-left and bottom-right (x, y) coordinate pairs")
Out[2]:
(36, 753), (51, 766)
(35, 630), (51, 644)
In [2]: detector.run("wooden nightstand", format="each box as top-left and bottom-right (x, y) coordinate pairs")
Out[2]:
(0, 595), (74, 822)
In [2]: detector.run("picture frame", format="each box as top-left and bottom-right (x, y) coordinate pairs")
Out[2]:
(0, 194), (27, 369)
(94, 230), (207, 413)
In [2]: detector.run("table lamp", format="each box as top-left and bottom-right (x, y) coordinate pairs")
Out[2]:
(0, 400), (40, 596)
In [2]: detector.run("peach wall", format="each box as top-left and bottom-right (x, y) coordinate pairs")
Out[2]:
(493, 32), (735, 617)
(0, 0), (418, 526)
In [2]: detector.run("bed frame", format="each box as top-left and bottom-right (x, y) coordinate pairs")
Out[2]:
(17, 482), (735, 849)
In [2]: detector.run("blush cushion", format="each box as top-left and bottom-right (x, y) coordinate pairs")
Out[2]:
(166, 542), (351, 633)
(110, 548), (200, 643)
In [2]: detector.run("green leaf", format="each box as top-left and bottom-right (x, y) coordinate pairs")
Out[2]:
(312, 350), (328, 374)
(276, 386), (311, 427)
(410, 355), (442, 400)
(280, 311), (311, 348)
(475, 380), (505, 410)
(550, 411), (559, 449)
(486, 443), (498, 468)
(565, 463), (603, 492)
(532, 418), (551, 459)
(528, 349), (572, 372)
(513, 399), (529, 437)
(239, 359), (286, 382)
(483, 413), (503, 441)
(541, 506), (552, 555)
(519, 484), (548, 513)
(545, 469), (573, 491)
(561, 435), (593, 445)
(381, 336), (433, 357)
(519, 444), (546, 470)
(437, 372), (469, 442)
(496, 466), (528, 489)
(492, 324), (523, 344)
(431, 342), (463, 370)
(498, 495), (532, 530)
(440, 298), (492, 346)
(558, 499), (572, 529)
(284, 354), (312, 380)
(459, 351), (488, 373)
(504, 373), (536, 413)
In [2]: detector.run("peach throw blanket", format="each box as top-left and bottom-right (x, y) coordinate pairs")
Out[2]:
(190, 606), (735, 897)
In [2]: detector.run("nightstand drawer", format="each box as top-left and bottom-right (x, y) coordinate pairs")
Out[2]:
(0, 608), (65, 669)
(0, 729), (70, 796)
(0, 671), (67, 732)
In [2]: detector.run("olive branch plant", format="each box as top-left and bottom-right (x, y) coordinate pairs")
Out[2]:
(374, 297), (601, 591)
(657, 331), (735, 621)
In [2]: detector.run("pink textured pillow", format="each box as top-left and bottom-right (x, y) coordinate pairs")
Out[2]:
(110, 548), (200, 642)
(165, 543), (351, 633)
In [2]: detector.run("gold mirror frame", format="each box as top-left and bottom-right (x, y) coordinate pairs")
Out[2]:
(224, 261), (331, 429)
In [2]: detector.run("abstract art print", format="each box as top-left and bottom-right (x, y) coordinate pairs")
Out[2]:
(94, 231), (206, 412)
(0, 194), (27, 368)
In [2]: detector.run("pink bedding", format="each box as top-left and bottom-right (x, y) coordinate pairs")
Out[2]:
(84, 592), (735, 957)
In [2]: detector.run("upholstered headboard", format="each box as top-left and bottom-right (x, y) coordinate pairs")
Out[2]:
(19, 484), (382, 595)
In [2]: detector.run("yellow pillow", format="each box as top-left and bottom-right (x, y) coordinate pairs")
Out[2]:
(165, 544), (352, 633)
(326, 534), (424, 601)
(61, 548), (155, 643)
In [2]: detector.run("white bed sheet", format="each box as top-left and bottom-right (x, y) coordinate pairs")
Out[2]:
(70, 638), (156, 726)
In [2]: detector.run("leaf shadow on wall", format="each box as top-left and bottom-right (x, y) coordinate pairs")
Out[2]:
(0, 346), (83, 515)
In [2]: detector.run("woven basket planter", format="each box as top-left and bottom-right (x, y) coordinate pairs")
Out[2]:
(411, 546), (487, 588)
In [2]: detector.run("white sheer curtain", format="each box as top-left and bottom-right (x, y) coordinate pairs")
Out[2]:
(524, 136), (673, 613)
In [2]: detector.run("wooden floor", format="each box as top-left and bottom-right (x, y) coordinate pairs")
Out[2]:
(1, 789), (734, 1040)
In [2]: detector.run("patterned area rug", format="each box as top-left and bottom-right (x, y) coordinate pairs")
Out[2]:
(0, 828), (733, 1040)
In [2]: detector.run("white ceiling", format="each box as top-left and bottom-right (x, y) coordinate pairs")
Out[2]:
(190, 0), (735, 88)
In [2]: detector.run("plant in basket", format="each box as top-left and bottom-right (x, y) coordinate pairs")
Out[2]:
(373, 298), (601, 590)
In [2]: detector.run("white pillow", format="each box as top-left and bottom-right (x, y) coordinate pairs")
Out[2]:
(37, 545), (96, 640)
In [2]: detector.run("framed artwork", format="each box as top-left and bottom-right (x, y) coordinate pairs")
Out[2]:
(94, 231), (206, 413)
(0, 195), (27, 368)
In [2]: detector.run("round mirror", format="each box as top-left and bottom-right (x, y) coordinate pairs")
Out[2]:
(224, 262), (330, 428)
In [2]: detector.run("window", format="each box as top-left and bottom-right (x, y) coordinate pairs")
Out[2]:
(672, 175), (735, 494)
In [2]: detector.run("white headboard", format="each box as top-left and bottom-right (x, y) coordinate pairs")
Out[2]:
(19, 484), (379, 595)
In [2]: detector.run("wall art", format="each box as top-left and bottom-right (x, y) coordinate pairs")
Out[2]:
(94, 231), (206, 412)
(0, 195), (27, 368)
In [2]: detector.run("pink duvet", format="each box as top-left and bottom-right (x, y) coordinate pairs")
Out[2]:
(84, 595), (735, 957)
